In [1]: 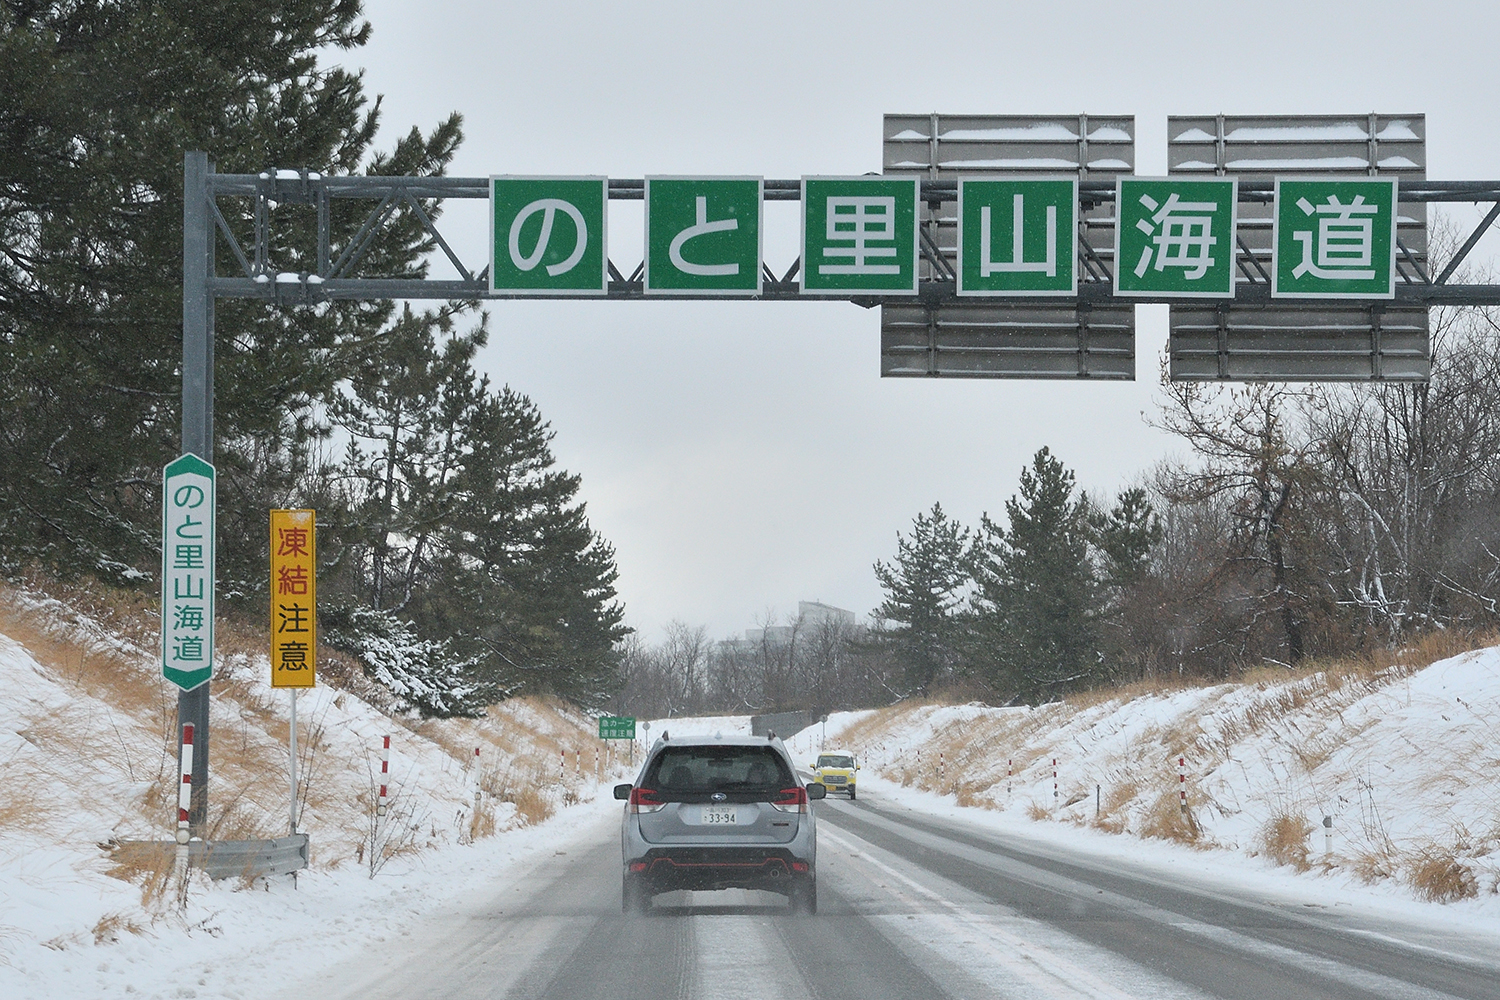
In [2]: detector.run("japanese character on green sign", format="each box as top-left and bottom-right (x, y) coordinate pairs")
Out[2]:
(161, 454), (215, 691)
(801, 177), (919, 295)
(1115, 178), (1237, 298)
(645, 177), (762, 295)
(490, 177), (608, 295)
(1272, 178), (1397, 300)
(957, 178), (1078, 296)
(598, 716), (636, 740)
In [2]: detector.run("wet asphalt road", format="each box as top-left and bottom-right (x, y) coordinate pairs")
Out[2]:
(297, 787), (1500, 1000)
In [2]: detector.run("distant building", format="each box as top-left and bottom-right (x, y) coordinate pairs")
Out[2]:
(722, 601), (856, 652)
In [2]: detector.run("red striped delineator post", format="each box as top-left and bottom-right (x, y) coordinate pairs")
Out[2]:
(1053, 758), (1058, 800)
(378, 736), (390, 817)
(1007, 758), (1013, 797)
(175, 723), (195, 845)
(1178, 756), (1187, 812)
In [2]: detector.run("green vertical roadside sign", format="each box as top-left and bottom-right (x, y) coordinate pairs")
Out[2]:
(1115, 177), (1237, 298)
(598, 716), (636, 740)
(957, 177), (1078, 296)
(645, 177), (762, 295)
(490, 176), (608, 295)
(801, 176), (919, 295)
(1272, 177), (1398, 299)
(162, 454), (215, 691)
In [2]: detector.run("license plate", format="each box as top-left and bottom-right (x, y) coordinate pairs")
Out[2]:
(700, 805), (738, 825)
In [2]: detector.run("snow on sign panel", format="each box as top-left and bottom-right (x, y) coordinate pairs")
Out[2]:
(644, 177), (763, 295)
(801, 176), (920, 295)
(162, 454), (215, 692)
(490, 177), (608, 295)
(1114, 177), (1238, 298)
(1272, 178), (1398, 300)
(270, 508), (316, 689)
(956, 178), (1078, 296)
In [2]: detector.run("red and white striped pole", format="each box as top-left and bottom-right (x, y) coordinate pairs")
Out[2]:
(559, 750), (565, 782)
(377, 736), (390, 817)
(939, 751), (945, 785)
(595, 746), (600, 781)
(1053, 758), (1058, 801)
(175, 723), (195, 845)
(1007, 758), (1013, 797)
(1178, 756), (1187, 812)
(575, 749), (581, 778)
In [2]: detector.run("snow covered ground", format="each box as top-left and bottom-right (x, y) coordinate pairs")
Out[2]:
(1, 582), (1496, 998)
(809, 648), (1500, 916)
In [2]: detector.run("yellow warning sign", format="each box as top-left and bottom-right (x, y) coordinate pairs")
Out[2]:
(270, 509), (315, 688)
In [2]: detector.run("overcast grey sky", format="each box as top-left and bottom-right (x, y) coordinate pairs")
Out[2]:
(345, 0), (1500, 641)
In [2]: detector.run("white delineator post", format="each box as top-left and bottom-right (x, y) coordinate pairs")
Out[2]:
(377, 736), (390, 817)
(1178, 756), (1187, 812)
(176, 723), (195, 844)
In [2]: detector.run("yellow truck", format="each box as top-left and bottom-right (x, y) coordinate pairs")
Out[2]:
(811, 751), (858, 799)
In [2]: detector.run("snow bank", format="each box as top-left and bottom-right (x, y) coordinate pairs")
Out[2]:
(822, 650), (1500, 910)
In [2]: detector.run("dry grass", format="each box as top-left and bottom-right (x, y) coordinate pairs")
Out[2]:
(91, 911), (144, 944)
(1351, 848), (1397, 884)
(1093, 782), (1138, 834)
(1140, 790), (1200, 844)
(1260, 813), (1314, 871)
(1407, 847), (1480, 902)
(505, 785), (554, 826)
(102, 840), (180, 910)
(1026, 802), (1050, 821)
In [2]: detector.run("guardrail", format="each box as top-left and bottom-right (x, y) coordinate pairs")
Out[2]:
(115, 834), (309, 881)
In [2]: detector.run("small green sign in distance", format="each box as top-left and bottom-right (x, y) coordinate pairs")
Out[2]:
(1115, 177), (1238, 298)
(490, 176), (608, 295)
(644, 177), (763, 295)
(801, 176), (920, 295)
(598, 716), (636, 740)
(162, 454), (216, 692)
(1272, 177), (1397, 300)
(957, 177), (1078, 296)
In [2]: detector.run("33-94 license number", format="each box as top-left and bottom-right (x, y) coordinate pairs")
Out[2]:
(700, 805), (738, 825)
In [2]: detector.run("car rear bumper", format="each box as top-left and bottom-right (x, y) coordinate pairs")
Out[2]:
(624, 847), (814, 893)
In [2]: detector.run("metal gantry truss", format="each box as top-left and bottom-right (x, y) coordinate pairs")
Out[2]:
(193, 166), (1500, 308)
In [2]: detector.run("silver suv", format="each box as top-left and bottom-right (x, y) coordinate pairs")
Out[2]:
(614, 732), (826, 914)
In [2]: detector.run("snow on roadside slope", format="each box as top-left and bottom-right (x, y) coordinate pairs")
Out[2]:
(0, 585), (627, 999)
(819, 647), (1500, 910)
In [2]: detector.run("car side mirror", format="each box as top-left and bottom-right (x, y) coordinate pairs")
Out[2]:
(613, 783), (632, 800)
(807, 783), (827, 800)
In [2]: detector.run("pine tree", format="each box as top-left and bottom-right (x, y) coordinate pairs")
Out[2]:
(970, 448), (1098, 702)
(872, 503), (972, 695)
(416, 386), (630, 706)
(0, 1), (462, 587)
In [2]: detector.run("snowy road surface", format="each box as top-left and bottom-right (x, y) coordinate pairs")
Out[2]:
(291, 788), (1500, 1000)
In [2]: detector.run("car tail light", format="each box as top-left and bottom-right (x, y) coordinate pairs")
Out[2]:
(629, 861), (648, 872)
(790, 861), (808, 872)
(629, 787), (666, 814)
(770, 786), (808, 813)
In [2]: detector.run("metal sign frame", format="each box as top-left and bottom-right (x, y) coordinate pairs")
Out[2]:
(188, 164), (1500, 308)
(177, 149), (1500, 831)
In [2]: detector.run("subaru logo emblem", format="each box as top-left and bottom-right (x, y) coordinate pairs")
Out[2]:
(711, 791), (727, 802)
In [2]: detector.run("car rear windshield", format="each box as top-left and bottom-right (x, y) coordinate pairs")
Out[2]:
(817, 755), (853, 769)
(642, 745), (794, 802)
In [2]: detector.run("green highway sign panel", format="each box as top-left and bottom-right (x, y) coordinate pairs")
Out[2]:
(598, 716), (636, 740)
(1272, 177), (1398, 299)
(957, 178), (1078, 296)
(645, 177), (762, 295)
(801, 176), (919, 295)
(490, 177), (608, 295)
(1115, 177), (1237, 298)
(161, 454), (215, 691)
